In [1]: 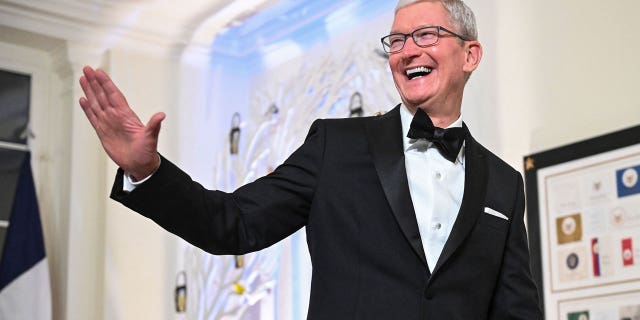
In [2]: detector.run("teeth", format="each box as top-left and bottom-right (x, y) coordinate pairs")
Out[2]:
(406, 66), (432, 78)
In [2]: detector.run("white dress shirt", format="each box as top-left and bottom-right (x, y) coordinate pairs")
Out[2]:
(400, 104), (465, 272)
(123, 171), (152, 192)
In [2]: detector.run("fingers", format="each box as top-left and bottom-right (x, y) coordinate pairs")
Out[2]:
(86, 68), (114, 111)
(146, 112), (166, 139)
(94, 69), (129, 110)
(79, 68), (109, 130)
(80, 66), (128, 111)
(79, 96), (100, 130)
(79, 67), (101, 112)
(79, 66), (157, 139)
(79, 66), (125, 134)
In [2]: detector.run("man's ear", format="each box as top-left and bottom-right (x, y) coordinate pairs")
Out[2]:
(463, 41), (483, 73)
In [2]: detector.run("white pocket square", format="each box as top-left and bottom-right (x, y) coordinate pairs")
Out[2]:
(484, 207), (509, 221)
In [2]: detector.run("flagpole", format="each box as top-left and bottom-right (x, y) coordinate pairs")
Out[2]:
(0, 141), (29, 151)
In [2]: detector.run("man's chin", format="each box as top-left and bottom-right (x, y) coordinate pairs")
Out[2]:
(399, 85), (434, 102)
(401, 96), (432, 109)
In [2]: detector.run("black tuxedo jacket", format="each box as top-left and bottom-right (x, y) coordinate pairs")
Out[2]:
(111, 105), (542, 319)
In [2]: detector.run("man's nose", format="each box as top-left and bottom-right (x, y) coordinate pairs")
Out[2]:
(402, 36), (423, 57)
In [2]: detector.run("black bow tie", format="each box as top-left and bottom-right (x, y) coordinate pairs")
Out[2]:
(407, 108), (467, 163)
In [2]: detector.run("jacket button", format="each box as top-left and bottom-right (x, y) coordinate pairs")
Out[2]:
(424, 289), (433, 300)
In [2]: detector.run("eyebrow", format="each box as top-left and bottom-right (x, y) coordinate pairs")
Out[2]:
(389, 24), (435, 34)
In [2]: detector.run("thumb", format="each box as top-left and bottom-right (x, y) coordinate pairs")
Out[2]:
(146, 112), (166, 139)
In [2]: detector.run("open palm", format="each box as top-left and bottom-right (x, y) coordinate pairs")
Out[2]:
(79, 66), (165, 180)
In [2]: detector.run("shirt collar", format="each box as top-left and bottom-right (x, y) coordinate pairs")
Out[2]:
(400, 104), (465, 164)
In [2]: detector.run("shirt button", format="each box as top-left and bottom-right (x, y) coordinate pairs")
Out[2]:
(435, 172), (443, 180)
(434, 223), (442, 230)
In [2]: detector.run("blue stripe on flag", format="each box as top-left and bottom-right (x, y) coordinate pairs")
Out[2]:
(0, 152), (46, 291)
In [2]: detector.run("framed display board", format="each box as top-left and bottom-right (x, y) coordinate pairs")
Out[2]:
(524, 125), (640, 320)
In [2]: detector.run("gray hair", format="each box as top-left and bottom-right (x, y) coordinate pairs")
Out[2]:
(395, 0), (478, 41)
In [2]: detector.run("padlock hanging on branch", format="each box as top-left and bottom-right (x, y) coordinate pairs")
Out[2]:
(229, 112), (241, 155)
(349, 92), (364, 118)
(175, 271), (187, 313)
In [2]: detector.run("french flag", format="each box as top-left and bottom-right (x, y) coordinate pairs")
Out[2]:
(0, 153), (51, 319)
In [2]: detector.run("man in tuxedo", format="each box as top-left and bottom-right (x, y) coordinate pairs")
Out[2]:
(79, 0), (542, 319)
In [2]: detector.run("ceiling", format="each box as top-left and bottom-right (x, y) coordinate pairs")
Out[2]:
(0, 0), (272, 50)
(0, 0), (392, 57)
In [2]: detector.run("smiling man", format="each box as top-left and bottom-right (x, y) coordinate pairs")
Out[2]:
(387, 0), (480, 127)
(79, 0), (541, 319)
(372, 1), (542, 318)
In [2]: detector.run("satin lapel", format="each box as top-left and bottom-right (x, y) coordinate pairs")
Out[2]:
(431, 131), (488, 275)
(365, 105), (428, 266)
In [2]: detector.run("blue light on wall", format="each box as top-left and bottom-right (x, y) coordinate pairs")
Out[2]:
(210, 0), (395, 74)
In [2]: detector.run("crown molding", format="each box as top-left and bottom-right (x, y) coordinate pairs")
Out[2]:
(0, 0), (385, 62)
(0, 0), (252, 57)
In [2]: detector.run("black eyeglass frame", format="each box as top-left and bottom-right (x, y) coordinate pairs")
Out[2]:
(380, 26), (469, 54)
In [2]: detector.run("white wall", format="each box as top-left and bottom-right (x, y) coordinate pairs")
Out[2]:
(528, 0), (640, 151)
(101, 47), (183, 320)
(491, 0), (640, 168)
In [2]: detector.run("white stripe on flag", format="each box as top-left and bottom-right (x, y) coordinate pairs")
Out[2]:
(0, 258), (52, 320)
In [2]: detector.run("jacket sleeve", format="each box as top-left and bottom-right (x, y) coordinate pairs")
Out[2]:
(488, 174), (543, 319)
(110, 119), (326, 255)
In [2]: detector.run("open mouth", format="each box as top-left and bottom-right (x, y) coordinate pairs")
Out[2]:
(406, 66), (432, 80)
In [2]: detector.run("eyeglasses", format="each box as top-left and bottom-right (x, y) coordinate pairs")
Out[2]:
(380, 26), (469, 54)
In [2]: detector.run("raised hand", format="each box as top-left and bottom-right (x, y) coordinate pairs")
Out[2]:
(79, 66), (165, 180)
